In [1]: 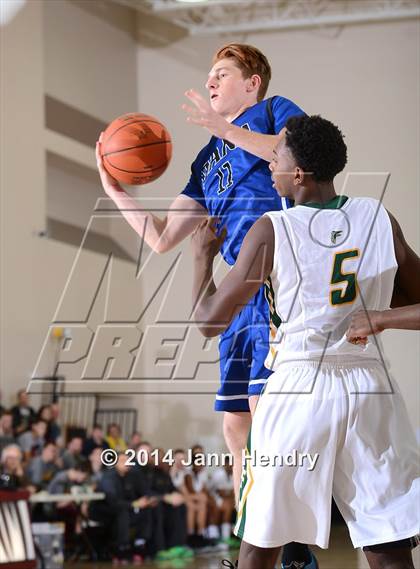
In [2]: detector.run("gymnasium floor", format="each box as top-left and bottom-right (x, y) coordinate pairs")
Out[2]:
(68, 525), (361, 569)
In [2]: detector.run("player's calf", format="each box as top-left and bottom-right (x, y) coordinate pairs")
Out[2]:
(223, 411), (251, 502)
(237, 540), (281, 569)
(364, 539), (417, 569)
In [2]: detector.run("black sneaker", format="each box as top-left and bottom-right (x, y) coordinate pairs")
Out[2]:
(187, 534), (211, 548)
(281, 551), (319, 569)
(187, 534), (200, 549)
(195, 535), (217, 551)
(221, 560), (238, 568)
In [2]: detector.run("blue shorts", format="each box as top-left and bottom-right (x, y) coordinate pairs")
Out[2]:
(215, 285), (273, 413)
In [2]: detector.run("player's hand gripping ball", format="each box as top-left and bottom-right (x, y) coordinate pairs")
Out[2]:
(100, 113), (172, 185)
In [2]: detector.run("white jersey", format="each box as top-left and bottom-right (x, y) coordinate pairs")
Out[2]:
(170, 466), (191, 490)
(189, 469), (209, 493)
(264, 196), (397, 368)
(209, 467), (234, 494)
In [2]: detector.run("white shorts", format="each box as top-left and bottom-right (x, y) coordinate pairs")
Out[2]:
(234, 359), (420, 549)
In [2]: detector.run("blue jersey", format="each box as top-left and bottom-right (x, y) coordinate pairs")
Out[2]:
(181, 96), (305, 265)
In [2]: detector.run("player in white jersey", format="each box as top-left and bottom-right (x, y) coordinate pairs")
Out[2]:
(190, 115), (420, 568)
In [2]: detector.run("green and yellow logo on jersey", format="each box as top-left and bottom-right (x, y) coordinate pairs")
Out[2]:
(330, 230), (343, 244)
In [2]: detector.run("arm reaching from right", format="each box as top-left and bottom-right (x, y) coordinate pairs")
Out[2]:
(388, 211), (420, 307)
(347, 304), (420, 343)
(346, 211), (420, 344)
(96, 136), (207, 253)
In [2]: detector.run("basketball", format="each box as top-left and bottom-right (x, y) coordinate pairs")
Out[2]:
(100, 113), (172, 185)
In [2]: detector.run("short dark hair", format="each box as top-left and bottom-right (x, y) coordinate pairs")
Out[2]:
(285, 115), (347, 182)
(68, 435), (83, 443)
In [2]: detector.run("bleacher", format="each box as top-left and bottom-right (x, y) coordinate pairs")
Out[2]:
(0, 391), (237, 566)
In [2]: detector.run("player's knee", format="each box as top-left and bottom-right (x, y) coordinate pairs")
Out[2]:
(197, 492), (208, 505)
(223, 412), (251, 454)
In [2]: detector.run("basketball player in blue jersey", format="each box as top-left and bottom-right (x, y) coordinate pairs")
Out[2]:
(97, 43), (315, 568)
(190, 115), (420, 569)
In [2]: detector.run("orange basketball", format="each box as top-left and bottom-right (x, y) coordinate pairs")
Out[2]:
(101, 113), (172, 185)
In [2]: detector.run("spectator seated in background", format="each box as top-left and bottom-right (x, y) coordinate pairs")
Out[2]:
(128, 431), (142, 451)
(27, 442), (60, 491)
(17, 419), (46, 461)
(89, 452), (163, 564)
(61, 436), (85, 470)
(170, 448), (190, 494)
(105, 423), (127, 452)
(37, 404), (60, 443)
(0, 444), (35, 492)
(82, 424), (108, 457)
(129, 443), (193, 560)
(47, 462), (91, 549)
(184, 445), (219, 547)
(209, 463), (237, 546)
(27, 442), (61, 523)
(88, 447), (104, 487)
(132, 442), (190, 560)
(11, 389), (36, 436)
(0, 411), (15, 453)
(170, 448), (213, 550)
(153, 447), (191, 559)
(47, 462), (90, 495)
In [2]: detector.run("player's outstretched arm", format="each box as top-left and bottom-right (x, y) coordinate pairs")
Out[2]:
(347, 213), (420, 344)
(96, 138), (207, 253)
(346, 305), (420, 342)
(191, 216), (274, 337)
(388, 211), (420, 307)
(183, 90), (282, 162)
